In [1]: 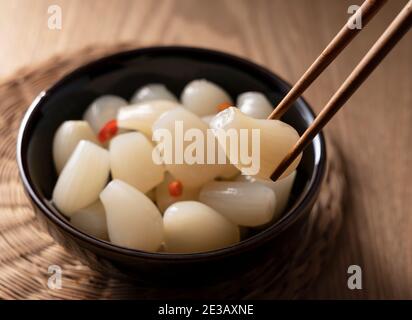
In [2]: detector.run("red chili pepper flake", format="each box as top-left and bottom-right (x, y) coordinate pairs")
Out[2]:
(168, 180), (183, 197)
(98, 119), (118, 143)
(217, 101), (232, 112)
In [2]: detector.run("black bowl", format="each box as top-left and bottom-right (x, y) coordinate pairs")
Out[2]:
(17, 46), (326, 286)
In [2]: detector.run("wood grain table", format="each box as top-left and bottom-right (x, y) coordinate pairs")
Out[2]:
(0, 0), (411, 299)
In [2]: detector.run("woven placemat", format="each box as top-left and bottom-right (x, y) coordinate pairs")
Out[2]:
(0, 44), (345, 300)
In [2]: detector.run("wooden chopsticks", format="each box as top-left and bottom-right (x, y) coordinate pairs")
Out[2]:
(270, 0), (412, 181)
(268, 0), (387, 120)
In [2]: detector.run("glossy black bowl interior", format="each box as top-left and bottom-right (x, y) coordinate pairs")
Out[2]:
(17, 46), (326, 283)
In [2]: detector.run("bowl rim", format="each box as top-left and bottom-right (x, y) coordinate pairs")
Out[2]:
(17, 45), (327, 262)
